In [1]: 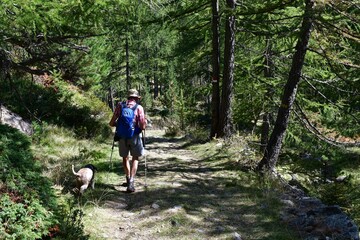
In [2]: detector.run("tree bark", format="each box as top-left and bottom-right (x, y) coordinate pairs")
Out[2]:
(257, 0), (315, 172)
(210, 0), (221, 139)
(260, 113), (270, 153)
(108, 86), (115, 112)
(218, 8), (236, 138)
(154, 64), (159, 99)
(126, 36), (131, 90)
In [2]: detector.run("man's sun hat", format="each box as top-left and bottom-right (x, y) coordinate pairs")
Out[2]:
(128, 89), (141, 99)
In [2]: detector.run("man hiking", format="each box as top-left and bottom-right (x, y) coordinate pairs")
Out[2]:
(109, 89), (146, 192)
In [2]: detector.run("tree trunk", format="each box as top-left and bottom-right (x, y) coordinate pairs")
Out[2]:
(108, 86), (115, 112)
(218, 9), (236, 138)
(257, 0), (315, 172)
(154, 64), (159, 99)
(126, 36), (131, 90)
(0, 49), (11, 82)
(260, 113), (270, 153)
(210, 0), (221, 139)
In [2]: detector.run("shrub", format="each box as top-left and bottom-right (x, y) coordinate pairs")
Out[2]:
(0, 124), (57, 238)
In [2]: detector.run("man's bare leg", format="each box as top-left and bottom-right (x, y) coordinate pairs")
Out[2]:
(130, 156), (139, 178)
(123, 157), (130, 186)
(127, 156), (139, 192)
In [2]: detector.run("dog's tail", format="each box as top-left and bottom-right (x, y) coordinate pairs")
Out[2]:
(71, 165), (81, 177)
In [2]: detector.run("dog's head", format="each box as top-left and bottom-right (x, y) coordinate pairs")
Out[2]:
(83, 164), (97, 172)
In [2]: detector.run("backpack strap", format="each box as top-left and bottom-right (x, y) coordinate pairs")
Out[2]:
(132, 104), (140, 132)
(121, 101), (127, 109)
(120, 101), (138, 110)
(120, 102), (138, 122)
(132, 103), (138, 111)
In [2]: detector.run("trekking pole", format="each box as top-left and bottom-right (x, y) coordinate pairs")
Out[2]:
(109, 137), (115, 171)
(142, 129), (147, 188)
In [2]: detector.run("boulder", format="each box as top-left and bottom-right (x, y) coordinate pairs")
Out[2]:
(0, 104), (33, 135)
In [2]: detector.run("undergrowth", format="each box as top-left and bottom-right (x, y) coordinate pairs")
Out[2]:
(0, 124), (89, 239)
(0, 76), (112, 140)
(0, 75), (113, 238)
(279, 135), (360, 225)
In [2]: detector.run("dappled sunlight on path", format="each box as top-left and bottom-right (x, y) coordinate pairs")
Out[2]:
(82, 129), (297, 240)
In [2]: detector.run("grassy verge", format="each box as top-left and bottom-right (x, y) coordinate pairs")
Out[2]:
(186, 136), (300, 239)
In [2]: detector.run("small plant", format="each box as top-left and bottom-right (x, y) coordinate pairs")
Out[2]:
(186, 127), (210, 144)
(165, 123), (182, 137)
(56, 206), (89, 240)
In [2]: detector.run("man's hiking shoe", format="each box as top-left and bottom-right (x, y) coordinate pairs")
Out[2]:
(127, 181), (135, 193)
(121, 176), (130, 187)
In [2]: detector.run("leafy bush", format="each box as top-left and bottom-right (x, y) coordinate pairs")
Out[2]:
(0, 193), (52, 239)
(0, 124), (57, 238)
(53, 203), (89, 240)
(0, 124), (91, 239)
(185, 127), (210, 144)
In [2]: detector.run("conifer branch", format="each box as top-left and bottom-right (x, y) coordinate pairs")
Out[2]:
(302, 76), (360, 123)
(307, 47), (356, 86)
(328, 2), (360, 24)
(314, 19), (360, 42)
(142, 2), (209, 25)
(237, 0), (295, 16)
(303, 75), (357, 94)
(294, 102), (360, 147)
(13, 64), (49, 75)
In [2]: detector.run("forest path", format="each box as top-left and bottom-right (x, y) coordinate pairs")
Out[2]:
(81, 129), (288, 240)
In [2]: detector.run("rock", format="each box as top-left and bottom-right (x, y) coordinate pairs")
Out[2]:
(299, 197), (323, 208)
(169, 205), (182, 212)
(215, 226), (225, 233)
(281, 195), (359, 240)
(335, 175), (348, 182)
(196, 229), (205, 233)
(319, 205), (343, 215)
(151, 203), (160, 209)
(0, 104), (33, 135)
(233, 232), (242, 240)
(280, 199), (295, 207)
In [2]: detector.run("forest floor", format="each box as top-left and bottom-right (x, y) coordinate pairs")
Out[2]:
(80, 129), (298, 240)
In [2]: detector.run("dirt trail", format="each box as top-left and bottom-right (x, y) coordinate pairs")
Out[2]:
(82, 129), (288, 240)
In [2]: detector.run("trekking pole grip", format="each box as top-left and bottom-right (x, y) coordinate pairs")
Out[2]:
(142, 129), (146, 148)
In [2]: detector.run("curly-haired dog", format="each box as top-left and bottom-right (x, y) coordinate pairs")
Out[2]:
(71, 164), (97, 195)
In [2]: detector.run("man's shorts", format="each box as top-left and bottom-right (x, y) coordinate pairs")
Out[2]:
(118, 134), (144, 158)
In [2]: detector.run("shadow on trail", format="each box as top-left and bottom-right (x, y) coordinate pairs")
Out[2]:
(81, 133), (297, 240)
(144, 135), (190, 152)
(145, 135), (187, 144)
(87, 172), (289, 240)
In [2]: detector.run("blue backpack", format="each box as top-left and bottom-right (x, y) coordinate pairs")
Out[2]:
(115, 102), (141, 139)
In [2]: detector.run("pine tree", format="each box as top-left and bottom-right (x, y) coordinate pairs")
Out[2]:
(218, 0), (236, 138)
(257, 0), (316, 172)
